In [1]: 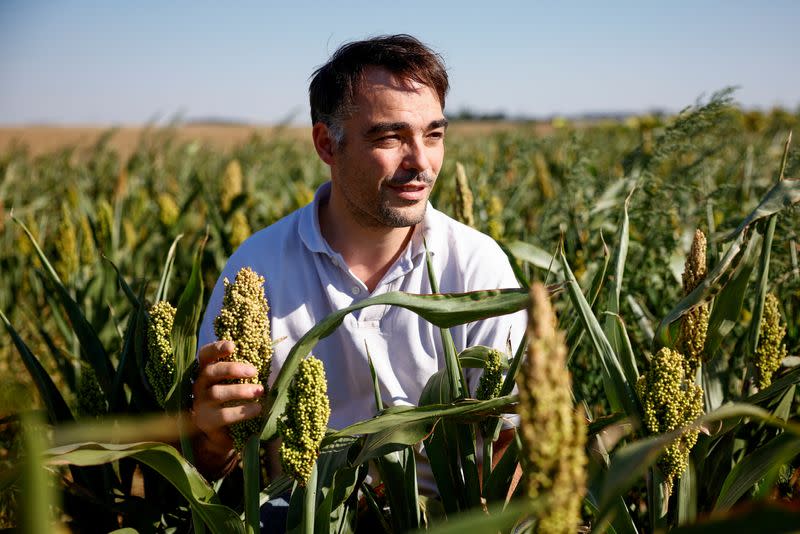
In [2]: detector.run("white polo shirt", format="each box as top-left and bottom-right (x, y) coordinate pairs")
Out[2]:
(198, 181), (526, 493)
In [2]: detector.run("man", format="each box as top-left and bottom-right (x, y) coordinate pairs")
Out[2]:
(191, 34), (526, 495)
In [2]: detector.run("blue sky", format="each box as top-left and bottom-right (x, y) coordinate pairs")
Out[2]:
(1, 1), (798, 125)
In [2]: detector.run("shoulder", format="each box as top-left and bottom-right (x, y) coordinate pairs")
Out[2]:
(226, 207), (304, 269)
(424, 206), (517, 289)
(426, 206), (509, 264)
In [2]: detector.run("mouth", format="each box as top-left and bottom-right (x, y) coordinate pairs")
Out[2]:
(386, 182), (429, 201)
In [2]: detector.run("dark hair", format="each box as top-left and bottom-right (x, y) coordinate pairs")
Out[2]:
(309, 34), (449, 131)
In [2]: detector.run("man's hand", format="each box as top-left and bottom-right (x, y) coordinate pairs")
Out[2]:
(190, 340), (264, 479)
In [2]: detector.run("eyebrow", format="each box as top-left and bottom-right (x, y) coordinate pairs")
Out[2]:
(365, 118), (449, 138)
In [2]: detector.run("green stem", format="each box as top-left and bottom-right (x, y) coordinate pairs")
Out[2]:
(647, 466), (669, 531)
(482, 435), (493, 492)
(301, 462), (318, 534)
(423, 242), (482, 507)
(243, 434), (261, 534)
(176, 410), (206, 534)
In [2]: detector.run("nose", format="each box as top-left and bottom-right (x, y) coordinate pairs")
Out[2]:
(401, 136), (432, 174)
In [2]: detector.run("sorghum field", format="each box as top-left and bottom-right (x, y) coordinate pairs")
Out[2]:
(1, 91), (799, 533)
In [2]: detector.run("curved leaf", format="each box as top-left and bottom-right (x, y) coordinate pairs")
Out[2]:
(603, 187), (638, 386)
(352, 422), (430, 466)
(714, 432), (800, 512)
(155, 233), (183, 303)
(261, 289), (529, 441)
(44, 441), (243, 534)
(322, 395), (518, 443)
(505, 240), (563, 280)
(0, 309), (73, 424)
(745, 366), (800, 406)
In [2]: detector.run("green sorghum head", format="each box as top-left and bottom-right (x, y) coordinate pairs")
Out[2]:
(534, 152), (554, 200)
(145, 301), (177, 408)
(454, 162), (475, 227)
(157, 192), (179, 227)
(680, 305), (708, 380)
(680, 229), (709, 378)
(636, 347), (704, 494)
(77, 365), (107, 417)
(753, 293), (787, 389)
(517, 283), (587, 534)
(279, 356), (330, 485)
(54, 204), (79, 283)
(122, 220), (139, 249)
(229, 210), (251, 250)
(486, 194), (505, 241)
(78, 214), (95, 265)
(476, 348), (502, 401)
(682, 229), (707, 295)
(221, 159), (244, 214)
(95, 199), (114, 249)
(214, 267), (273, 451)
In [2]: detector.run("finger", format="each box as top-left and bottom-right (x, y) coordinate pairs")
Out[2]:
(195, 401), (263, 430)
(196, 361), (258, 389)
(207, 383), (265, 405)
(197, 340), (235, 367)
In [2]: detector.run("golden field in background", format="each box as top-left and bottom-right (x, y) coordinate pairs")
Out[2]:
(0, 121), (553, 158)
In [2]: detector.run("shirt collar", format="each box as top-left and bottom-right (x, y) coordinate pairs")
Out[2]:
(298, 181), (336, 256)
(298, 180), (442, 260)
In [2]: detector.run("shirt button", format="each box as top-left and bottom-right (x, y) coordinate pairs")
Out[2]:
(351, 286), (361, 295)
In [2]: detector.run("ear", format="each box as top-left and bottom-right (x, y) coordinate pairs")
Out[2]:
(312, 122), (336, 166)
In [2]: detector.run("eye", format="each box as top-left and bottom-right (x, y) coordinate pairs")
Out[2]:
(374, 134), (401, 147)
(427, 130), (445, 140)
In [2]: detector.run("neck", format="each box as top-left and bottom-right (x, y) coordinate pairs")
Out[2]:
(318, 189), (414, 293)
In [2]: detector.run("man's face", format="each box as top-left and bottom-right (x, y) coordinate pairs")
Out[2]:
(328, 67), (447, 229)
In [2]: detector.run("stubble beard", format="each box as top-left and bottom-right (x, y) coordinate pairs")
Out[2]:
(377, 171), (437, 228)
(338, 171), (437, 229)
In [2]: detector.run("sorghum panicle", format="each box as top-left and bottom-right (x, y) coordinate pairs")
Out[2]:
(279, 356), (330, 485)
(214, 267), (273, 451)
(145, 301), (177, 408)
(54, 204), (78, 283)
(157, 192), (179, 227)
(636, 347), (704, 494)
(682, 229), (707, 295)
(79, 214), (95, 265)
(517, 283), (587, 534)
(476, 348), (502, 401)
(533, 152), (554, 200)
(221, 159), (244, 214)
(753, 293), (788, 389)
(96, 199), (114, 250)
(680, 229), (709, 378)
(122, 220), (139, 249)
(487, 194), (505, 241)
(229, 210), (251, 250)
(454, 162), (475, 227)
